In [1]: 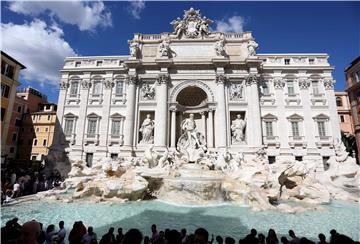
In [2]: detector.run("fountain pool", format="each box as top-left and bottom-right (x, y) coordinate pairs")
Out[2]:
(2, 200), (359, 242)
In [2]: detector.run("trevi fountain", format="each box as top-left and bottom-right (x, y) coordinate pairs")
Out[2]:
(2, 7), (360, 241)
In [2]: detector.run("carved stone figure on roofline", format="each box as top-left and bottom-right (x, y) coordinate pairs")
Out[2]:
(170, 7), (213, 39)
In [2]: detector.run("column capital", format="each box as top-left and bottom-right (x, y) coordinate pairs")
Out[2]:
(245, 74), (259, 86)
(321, 78), (335, 90)
(126, 74), (139, 85)
(215, 74), (228, 85)
(200, 111), (207, 116)
(81, 79), (92, 89)
(297, 78), (310, 90)
(272, 78), (285, 89)
(156, 73), (170, 85)
(59, 80), (69, 90)
(103, 79), (115, 89)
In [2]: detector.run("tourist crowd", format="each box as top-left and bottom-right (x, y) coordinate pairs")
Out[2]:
(1, 217), (358, 244)
(1, 165), (63, 204)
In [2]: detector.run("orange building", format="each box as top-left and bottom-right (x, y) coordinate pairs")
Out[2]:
(335, 91), (354, 135)
(345, 56), (360, 162)
(1, 51), (26, 162)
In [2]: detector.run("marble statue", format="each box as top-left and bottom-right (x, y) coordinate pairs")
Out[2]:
(159, 38), (174, 57)
(143, 145), (159, 168)
(170, 7), (213, 39)
(170, 17), (185, 38)
(231, 114), (246, 143)
(215, 35), (226, 56)
(177, 113), (207, 162)
(247, 40), (258, 56)
(141, 83), (156, 100)
(334, 138), (350, 163)
(129, 41), (140, 58)
(139, 114), (155, 144)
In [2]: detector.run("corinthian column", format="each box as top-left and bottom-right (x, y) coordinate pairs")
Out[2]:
(122, 74), (138, 153)
(215, 74), (228, 149)
(154, 73), (170, 150)
(246, 74), (262, 147)
(170, 108), (177, 148)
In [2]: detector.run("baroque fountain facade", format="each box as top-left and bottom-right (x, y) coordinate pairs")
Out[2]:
(47, 8), (360, 212)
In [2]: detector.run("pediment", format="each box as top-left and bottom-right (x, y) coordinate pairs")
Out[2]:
(287, 113), (303, 121)
(64, 112), (78, 118)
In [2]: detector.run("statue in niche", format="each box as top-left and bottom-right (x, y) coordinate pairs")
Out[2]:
(177, 113), (207, 162)
(231, 114), (246, 143)
(229, 84), (243, 100)
(141, 83), (156, 100)
(247, 40), (259, 56)
(139, 114), (154, 144)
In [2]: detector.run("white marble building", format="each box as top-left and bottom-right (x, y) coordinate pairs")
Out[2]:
(57, 8), (340, 166)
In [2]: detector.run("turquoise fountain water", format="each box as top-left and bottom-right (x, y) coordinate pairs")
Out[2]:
(2, 200), (359, 242)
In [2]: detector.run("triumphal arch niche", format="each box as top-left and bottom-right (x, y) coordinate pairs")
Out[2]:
(123, 7), (261, 158)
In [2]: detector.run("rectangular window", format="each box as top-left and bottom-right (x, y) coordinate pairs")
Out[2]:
(115, 81), (124, 95)
(93, 82), (101, 95)
(96, 61), (102, 67)
(309, 58), (315, 65)
(340, 115), (345, 123)
(70, 81), (79, 96)
(64, 119), (74, 136)
(48, 115), (51, 120)
(111, 153), (118, 160)
(268, 156), (276, 164)
(291, 121), (300, 137)
(318, 121), (326, 137)
(284, 59), (290, 65)
(262, 81), (270, 95)
(45, 127), (49, 132)
(17, 106), (22, 113)
(312, 81), (319, 95)
(111, 120), (121, 136)
(36, 127), (40, 132)
(323, 156), (330, 171)
(43, 139), (47, 146)
(33, 139), (38, 146)
(295, 156), (303, 161)
(287, 81), (295, 95)
(1, 84), (10, 98)
(15, 119), (22, 127)
(1, 108), (6, 121)
(356, 70), (360, 82)
(265, 121), (273, 137)
(1, 62), (14, 79)
(75, 61), (81, 67)
(12, 133), (17, 142)
(87, 119), (97, 136)
(86, 153), (93, 167)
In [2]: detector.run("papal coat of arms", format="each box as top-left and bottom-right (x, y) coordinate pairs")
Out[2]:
(170, 7), (213, 39)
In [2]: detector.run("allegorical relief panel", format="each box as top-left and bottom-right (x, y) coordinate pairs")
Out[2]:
(229, 82), (244, 101)
(140, 82), (156, 100)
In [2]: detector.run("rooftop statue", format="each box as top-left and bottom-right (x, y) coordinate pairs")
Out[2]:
(170, 7), (213, 39)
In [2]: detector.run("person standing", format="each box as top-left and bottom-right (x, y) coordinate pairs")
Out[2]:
(57, 221), (66, 244)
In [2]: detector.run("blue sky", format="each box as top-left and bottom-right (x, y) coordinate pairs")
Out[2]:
(1, 1), (359, 103)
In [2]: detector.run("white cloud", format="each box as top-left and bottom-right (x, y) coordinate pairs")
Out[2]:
(8, 1), (112, 31)
(128, 0), (145, 19)
(1, 20), (77, 87)
(215, 16), (245, 33)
